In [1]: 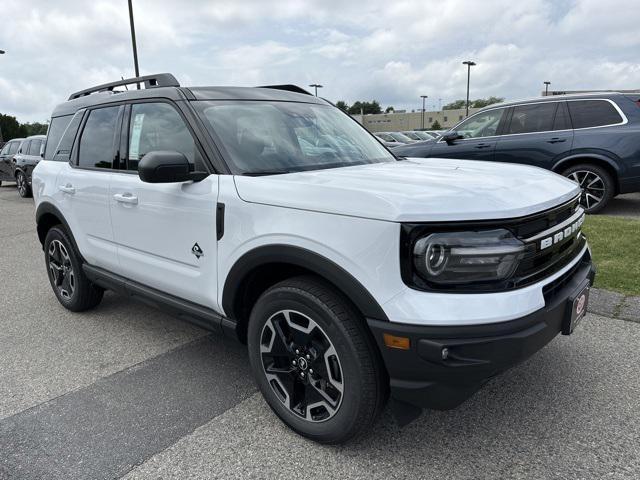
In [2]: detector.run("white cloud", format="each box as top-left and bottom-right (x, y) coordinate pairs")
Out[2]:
(0, 0), (639, 123)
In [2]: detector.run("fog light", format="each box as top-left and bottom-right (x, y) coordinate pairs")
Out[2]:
(383, 333), (410, 350)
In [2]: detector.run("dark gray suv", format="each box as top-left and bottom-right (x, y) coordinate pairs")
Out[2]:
(394, 93), (640, 213)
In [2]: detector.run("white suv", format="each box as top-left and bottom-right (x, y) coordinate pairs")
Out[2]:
(33, 74), (595, 443)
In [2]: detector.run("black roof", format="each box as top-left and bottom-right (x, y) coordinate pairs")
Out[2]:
(52, 73), (325, 118)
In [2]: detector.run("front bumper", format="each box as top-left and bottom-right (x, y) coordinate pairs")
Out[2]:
(368, 250), (595, 420)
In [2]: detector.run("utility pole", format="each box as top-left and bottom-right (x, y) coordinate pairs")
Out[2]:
(309, 84), (323, 96)
(128, 0), (140, 87)
(420, 95), (428, 130)
(462, 60), (476, 117)
(544, 81), (551, 96)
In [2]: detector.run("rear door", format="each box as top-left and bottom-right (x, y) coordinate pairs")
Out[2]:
(493, 101), (573, 169)
(23, 138), (44, 180)
(109, 101), (219, 309)
(56, 105), (122, 271)
(0, 141), (20, 179)
(429, 107), (507, 161)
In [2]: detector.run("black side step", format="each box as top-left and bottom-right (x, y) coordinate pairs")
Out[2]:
(83, 264), (237, 339)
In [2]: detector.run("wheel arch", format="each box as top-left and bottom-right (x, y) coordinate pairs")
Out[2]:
(35, 202), (84, 261)
(222, 245), (389, 343)
(552, 154), (620, 194)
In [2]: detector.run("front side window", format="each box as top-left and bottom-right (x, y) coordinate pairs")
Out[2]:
(506, 102), (557, 134)
(454, 108), (505, 139)
(44, 114), (73, 160)
(78, 106), (120, 169)
(568, 100), (623, 129)
(127, 102), (201, 171)
(196, 101), (394, 175)
(19, 141), (31, 154)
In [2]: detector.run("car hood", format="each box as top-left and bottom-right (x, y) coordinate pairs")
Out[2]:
(233, 158), (581, 222)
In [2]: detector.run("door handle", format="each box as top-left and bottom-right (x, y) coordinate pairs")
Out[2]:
(58, 184), (75, 194)
(474, 143), (491, 149)
(547, 138), (567, 144)
(113, 193), (138, 205)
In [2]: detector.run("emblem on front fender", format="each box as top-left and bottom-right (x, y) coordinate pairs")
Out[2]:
(191, 243), (204, 259)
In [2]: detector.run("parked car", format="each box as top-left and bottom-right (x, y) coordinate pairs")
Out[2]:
(12, 134), (46, 197)
(404, 130), (439, 141)
(0, 137), (25, 186)
(34, 74), (594, 444)
(393, 93), (640, 213)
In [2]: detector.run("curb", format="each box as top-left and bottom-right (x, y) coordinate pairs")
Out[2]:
(589, 287), (639, 323)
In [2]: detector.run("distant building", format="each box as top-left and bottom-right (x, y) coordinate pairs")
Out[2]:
(353, 107), (481, 133)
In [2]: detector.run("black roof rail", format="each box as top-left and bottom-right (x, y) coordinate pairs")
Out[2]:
(257, 84), (312, 96)
(68, 73), (180, 100)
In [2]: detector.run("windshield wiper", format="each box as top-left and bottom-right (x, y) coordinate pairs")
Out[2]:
(242, 170), (292, 176)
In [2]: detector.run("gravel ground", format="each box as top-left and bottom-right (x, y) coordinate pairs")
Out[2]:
(1, 184), (639, 480)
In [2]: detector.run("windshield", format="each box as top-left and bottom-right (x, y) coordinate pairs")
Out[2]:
(402, 131), (421, 140)
(388, 132), (415, 143)
(196, 101), (395, 175)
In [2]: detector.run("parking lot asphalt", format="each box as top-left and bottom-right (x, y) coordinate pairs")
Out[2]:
(1, 183), (639, 480)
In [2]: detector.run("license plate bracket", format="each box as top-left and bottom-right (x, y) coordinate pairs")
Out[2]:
(562, 280), (590, 335)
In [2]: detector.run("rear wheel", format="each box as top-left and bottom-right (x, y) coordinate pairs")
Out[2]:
(16, 171), (32, 198)
(247, 276), (386, 444)
(44, 226), (103, 311)
(562, 163), (614, 214)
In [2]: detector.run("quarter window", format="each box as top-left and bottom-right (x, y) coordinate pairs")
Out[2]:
(127, 102), (201, 171)
(506, 103), (556, 134)
(454, 108), (505, 139)
(44, 114), (73, 160)
(78, 106), (120, 169)
(568, 100), (623, 129)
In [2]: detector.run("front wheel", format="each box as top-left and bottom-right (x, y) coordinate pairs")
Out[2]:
(247, 276), (387, 444)
(16, 171), (32, 198)
(562, 164), (614, 214)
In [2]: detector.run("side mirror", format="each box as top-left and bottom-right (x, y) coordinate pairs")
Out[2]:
(138, 151), (208, 183)
(442, 131), (463, 144)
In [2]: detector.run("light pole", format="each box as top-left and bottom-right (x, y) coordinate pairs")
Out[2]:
(309, 84), (323, 96)
(462, 60), (476, 117)
(128, 0), (140, 87)
(420, 95), (428, 129)
(544, 81), (551, 96)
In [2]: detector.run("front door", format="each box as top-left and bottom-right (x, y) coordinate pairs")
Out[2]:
(429, 107), (507, 162)
(109, 101), (219, 310)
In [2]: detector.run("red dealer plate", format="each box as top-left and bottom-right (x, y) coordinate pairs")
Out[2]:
(562, 282), (590, 335)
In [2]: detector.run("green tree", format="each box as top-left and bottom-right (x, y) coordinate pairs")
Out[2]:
(347, 100), (382, 115)
(335, 101), (349, 113)
(23, 122), (49, 136)
(431, 120), (442, 130)
(385, 106), (395, 113)
(443, 97), (504, 110)
(0, 114), (28, 142)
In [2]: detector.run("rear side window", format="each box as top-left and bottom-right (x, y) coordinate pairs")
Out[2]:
(19, 141), (31, 154)
(44, 115), (73, 160)
(28, 139), (43, 156)
(568, 100), (623, 129)
(506, 103), (557, 134)
(78, 106), (120, 169)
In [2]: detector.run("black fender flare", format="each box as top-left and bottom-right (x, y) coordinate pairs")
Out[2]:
(552, 153), (621, 176)
(222, 244), (389, 322)
(35, 202), (84, 261)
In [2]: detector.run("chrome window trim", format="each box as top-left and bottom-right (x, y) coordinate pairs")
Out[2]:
(437, 98), (628, 143)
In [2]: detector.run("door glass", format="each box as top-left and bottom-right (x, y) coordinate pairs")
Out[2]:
(19, 141), (31, 155)
(44, 114), (73, 160)
(127, 102), (202, 171)
(28, 139), (42, 156)
(454, 108), (505, 139)
(568, 100), (623, 128)
(78, 106), (120, 169)
(553, 102), (571, 130)
(506, 103), (557, 134)
(8, 142), (20, 155)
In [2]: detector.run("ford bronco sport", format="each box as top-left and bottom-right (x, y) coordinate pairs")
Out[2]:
(33, 74), (595, 444)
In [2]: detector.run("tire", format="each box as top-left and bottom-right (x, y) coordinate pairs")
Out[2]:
(16, 171), (32, 198)
(44, 226), (104, 312)
(562, 163), (614, 214)
(247, 275), (387, 444)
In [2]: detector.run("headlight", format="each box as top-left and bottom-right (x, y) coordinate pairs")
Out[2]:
(413, 229), (526, 285)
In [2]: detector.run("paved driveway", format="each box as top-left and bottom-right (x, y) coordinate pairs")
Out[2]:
(604, 192), (640, 219)
(0, 184), (639, 479)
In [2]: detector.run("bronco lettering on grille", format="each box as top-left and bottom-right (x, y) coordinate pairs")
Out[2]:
(540, 213), (585, 250)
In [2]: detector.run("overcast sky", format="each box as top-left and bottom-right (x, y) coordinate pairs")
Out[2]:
(1, 0), (639, 123)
